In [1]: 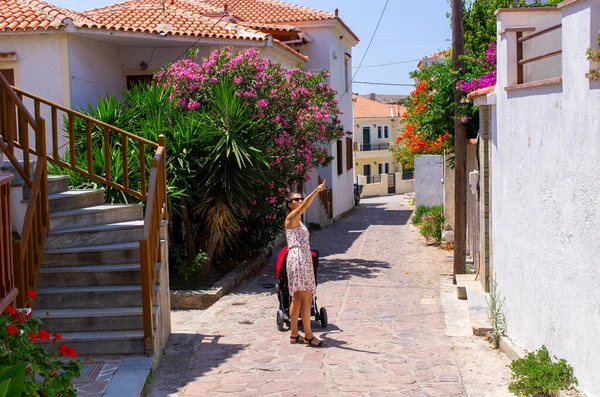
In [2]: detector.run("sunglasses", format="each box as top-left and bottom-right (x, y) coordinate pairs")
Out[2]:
(290, 197), (304, 202)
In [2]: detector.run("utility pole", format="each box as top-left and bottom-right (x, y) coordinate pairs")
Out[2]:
(452, 0), (467, 276)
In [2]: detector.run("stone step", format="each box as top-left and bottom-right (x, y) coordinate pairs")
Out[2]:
(45, 220), (145, 250)
(24, 175), (70, 200)
(456, 274), (493, 336)
(1, 160), (35, 185)
(38, 262), (162, 288)
(35, 285), (159, 309)
(32, 306), (158, 333)
(47, 330), (149, 355)
(46, 189), (105, 213)
(42, 241), (153, 267)
(49, 204), (143, 232)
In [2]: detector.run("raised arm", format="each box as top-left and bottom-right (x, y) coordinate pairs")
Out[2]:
(286, 179), (327, 226)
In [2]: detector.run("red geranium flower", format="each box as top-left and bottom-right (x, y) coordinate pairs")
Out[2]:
(57, 344), (78, 358)
(52, 333), (62, 341)
(3, 305), (16, 316)
(6, 324), (18, 335)
(37, 329), (50, 341)
(26, 290), (37, 300)
(28, 332), (38, 342)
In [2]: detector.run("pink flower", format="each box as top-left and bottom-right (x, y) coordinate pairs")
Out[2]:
(257, 99), (269, 108)
(233, 76), (243, 84)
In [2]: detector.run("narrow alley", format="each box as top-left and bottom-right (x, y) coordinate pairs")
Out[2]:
(147, 195), (513, 396)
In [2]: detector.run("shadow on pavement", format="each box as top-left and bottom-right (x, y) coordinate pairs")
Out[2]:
(317, 258), (391, 285)
(146, 333), (247, 396)
(309, 203), (413, 258)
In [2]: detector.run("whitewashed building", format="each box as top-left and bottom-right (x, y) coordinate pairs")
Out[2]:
(469, 1), (600, 395)
(0, 0), (358, 225)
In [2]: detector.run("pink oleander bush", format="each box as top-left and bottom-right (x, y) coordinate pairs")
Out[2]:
(456, 42), (497, 94)
(157, 47), (343, 255)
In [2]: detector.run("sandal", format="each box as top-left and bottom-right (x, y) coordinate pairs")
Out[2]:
(289, 334), (305, 344)
(304, 336), (326, 347)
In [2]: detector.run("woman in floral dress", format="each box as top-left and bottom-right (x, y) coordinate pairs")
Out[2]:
(284, 180), (327, 347)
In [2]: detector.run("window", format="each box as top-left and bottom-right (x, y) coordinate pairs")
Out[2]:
(378, 162), (391, 175)
(0, 69), (15, 85)
(363, 164), (371, 176)
(344, 55), (351, 92)
(126, 74), (154, 89)
(377, 125), (390, 139)
(336, 140), (343, 175)
(346, 137), (353, 170)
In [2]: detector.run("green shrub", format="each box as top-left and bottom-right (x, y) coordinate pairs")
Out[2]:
(412, 205), (444, 245)
(412, 205), (434, 224)
(508, 345), (578, 397)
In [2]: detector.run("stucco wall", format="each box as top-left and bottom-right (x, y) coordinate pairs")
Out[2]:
(414, 155), (443, 208)
(0, 33), (67, 157)
(494, 3), (600, 395)
(300, 26), (355, 221)
(69, 35), (123, 111)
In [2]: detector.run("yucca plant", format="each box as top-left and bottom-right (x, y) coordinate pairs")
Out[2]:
(192, 81), (268, 274)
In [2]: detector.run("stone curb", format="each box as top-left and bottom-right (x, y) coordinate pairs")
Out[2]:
(170, 249), (269, 310)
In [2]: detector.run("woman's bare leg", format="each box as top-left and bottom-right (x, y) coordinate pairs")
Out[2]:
(289, 292), (303, 342)
(299, 291), (325, 345)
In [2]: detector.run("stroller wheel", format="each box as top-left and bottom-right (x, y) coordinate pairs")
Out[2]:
(277, 309), (285, 331)
(319, 307), (328, 328)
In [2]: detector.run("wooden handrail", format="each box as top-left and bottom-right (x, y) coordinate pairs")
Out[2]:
(0, 173), (17, 312)
(0, 74), (50, 308)
(518, 24), (561, 43)
(516, 24), (563, 85)
(140, 135), (167, 355)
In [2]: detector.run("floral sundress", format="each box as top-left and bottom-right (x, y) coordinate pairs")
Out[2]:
(285, 222), (316, 296)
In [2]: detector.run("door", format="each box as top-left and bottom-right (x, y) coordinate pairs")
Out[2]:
(388, 174), (395, 194)
(362, 126), (371, 151)
(363, 164), (371, 184)
(0, 70), (15, 85)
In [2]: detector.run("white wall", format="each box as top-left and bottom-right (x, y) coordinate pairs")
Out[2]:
(302, 26), (355, 221)
(414, 155), (443, 208)
(69, 35), (123, 111)
(0, 33), (67, 158)
(495, 3), (600, 395)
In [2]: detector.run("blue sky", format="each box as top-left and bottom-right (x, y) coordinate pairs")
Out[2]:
(51, 0), (452, 96)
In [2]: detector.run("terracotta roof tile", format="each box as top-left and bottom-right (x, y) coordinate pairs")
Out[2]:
(0, 0), (81, 31)
(353, 95), (405, 119)
(198, 0), (335, 24)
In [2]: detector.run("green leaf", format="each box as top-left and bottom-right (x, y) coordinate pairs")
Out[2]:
(0, 362), (28, 397)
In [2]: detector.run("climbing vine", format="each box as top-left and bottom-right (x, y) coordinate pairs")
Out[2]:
(587, 32), (600, 80)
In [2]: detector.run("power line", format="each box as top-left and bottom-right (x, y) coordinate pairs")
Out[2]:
(354, 81), (415, 86)
(307, 58), (421, 72)
(340, 0), (390, 100)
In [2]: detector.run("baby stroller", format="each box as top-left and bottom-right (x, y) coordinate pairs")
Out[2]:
(275, 246), (328, 331)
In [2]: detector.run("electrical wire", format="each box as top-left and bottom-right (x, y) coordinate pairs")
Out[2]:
(354, 81), (415, 86)
(340, 0), (390, 100)
(307, 58), (421, 72)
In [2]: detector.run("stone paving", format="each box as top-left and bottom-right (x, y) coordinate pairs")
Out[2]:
(147, 195), (514, 397)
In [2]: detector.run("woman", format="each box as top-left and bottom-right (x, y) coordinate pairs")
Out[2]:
(285, 179), (327, 347)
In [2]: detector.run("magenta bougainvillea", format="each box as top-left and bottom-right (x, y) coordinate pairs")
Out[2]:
(157, 47), (344, 250)
(456, 42), (497, 93)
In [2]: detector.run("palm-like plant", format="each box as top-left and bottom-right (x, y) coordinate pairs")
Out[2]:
(193, 81), (268, 273)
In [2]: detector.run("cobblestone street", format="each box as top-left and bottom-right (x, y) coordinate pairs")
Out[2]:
(147, 195), (513, 397)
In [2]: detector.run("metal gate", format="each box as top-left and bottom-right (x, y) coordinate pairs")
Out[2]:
(388, 174), (395, 194)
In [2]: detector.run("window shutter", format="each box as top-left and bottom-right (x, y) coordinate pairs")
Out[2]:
(384, 126), (389, 139)
(337, 140), (343, 175)
(377, 126), (382, 139)
(346, 137), (353, 170)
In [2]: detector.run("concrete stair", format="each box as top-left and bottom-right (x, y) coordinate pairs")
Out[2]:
(22, 175), (168, 356)
(455, 274), (493, 336)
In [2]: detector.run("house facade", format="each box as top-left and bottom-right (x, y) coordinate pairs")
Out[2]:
(468, 1), (600, 395)
(0, 0), (358, 225)
(352, 95), (413, 197)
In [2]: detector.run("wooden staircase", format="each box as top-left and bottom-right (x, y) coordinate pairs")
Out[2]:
(0, 73), (169, 357)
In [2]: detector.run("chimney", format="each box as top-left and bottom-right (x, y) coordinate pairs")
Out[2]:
(370, 93), (376, 100)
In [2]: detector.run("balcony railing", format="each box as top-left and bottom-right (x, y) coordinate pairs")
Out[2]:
(516, 24), (562, 84)
(361, 143), (390, 152)
(365, 175), (381, 184)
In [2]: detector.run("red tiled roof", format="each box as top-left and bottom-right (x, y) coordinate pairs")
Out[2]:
(0, 0), (93, 31)
(467, 86), (496, 100)
(353, 95), (405, 119)
(198, 0), (335, 24)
